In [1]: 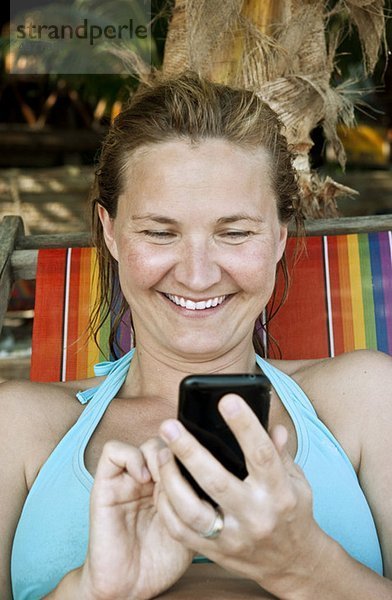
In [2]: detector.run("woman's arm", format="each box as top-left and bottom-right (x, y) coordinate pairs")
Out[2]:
(155, 352), (392, 600)
(0, 382), (35, 599)
(43, 439), (192, 600)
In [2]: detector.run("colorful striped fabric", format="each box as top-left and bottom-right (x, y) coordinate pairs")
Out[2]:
(31, 248), (132, 382)
(30, 232), (392, 382)
(267, 232), (392, 359)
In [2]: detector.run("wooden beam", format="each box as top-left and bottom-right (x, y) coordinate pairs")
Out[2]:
(11, 250), (38, 280)
(299, 214), (392, 236)
(16, 232), (91, 250)
(0, 216), (25, 332)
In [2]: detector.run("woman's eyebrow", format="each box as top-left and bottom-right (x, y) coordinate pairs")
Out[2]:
(216, 214), (265, 224)
(131, 214), (179, 225)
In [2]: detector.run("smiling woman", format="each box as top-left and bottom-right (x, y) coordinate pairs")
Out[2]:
(3, 73), (392, 600)
(91, 74), (301, 359)
(97, 138), (287, 360)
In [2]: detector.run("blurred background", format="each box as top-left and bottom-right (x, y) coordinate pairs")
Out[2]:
(1, 0), (391, 380)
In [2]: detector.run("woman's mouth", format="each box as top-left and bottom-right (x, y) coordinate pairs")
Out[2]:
(162, 293), (229, 311)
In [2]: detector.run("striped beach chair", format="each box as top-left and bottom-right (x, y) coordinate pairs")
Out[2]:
(29, 226), (392, 382)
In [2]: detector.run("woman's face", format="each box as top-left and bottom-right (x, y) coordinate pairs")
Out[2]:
(99, 139), (287, 361)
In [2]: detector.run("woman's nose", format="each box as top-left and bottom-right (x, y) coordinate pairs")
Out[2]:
(173, 240), (222, 291)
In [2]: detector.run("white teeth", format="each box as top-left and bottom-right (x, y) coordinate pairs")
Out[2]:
(165, 294), (227, 310)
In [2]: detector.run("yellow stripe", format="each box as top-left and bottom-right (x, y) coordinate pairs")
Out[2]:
(77, 249), (90, 379)
(87, 249), (101, 377)
(347, 235), (366, 349)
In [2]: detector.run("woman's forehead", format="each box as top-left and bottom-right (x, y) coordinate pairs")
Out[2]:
(115, 140), (278, 224)
(120, 139), (274, 197)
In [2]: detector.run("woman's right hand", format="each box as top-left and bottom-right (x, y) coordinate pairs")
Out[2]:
(79, 440), (193, 600)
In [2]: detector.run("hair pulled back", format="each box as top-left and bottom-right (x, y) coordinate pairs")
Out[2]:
(90, 72), (303, 358)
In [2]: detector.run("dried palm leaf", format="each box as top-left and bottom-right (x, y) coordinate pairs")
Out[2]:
(343, 0), (386, 73)
(160, 0), (386, 217)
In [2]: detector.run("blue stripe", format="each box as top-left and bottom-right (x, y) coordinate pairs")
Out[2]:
(369, 233), (388, 353)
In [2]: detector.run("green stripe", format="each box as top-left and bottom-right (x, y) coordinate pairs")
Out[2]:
(98, 297), (111, 361)
(358, 234), (377, 349)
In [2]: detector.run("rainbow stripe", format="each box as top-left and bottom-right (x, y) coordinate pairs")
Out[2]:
(268, 232), (392, 359)
(31, 232), (392, 382)
(31, 248), (132, 382)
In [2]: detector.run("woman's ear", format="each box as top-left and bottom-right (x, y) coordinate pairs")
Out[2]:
(276, 224), (288, 263)
(97, 205), (119, 261)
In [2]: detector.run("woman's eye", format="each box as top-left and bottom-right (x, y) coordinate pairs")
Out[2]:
(142, 230), (176, 241)
(220, 230), (252, 242)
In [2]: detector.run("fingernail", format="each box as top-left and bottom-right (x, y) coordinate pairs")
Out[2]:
(220, 394), (241, 417)
(160, 420), (181, 442)
(158, 447), (171, 467)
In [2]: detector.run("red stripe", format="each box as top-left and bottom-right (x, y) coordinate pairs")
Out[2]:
(31, 249), (67, 382)
(326, 236), (345, 355)
(268, 237), (330, 359)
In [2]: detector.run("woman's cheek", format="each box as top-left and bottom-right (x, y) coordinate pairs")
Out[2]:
(120, 246), (175, 290)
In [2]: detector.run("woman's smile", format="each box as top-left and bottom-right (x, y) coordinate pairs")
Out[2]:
(160, 291), (235, 316)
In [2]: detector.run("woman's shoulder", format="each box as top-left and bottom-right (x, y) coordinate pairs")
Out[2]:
(269, 349), (392, 399)
(0, 376), (101, 489)
(270, 350), (392, 472)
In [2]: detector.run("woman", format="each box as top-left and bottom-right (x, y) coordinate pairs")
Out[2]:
(2, 73), (392, 599)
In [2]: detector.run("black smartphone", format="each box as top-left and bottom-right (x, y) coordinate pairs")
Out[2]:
(177, 373), (271, 505)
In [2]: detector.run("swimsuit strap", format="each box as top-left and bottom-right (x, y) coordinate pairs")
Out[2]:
(76, 348), (136, 409)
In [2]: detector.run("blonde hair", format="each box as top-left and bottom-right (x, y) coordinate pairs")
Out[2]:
(90, 71), (303, 357)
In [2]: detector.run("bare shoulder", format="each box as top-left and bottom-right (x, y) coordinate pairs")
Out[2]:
(270, 351), (392, 472)
(0, 379), (87, 599)
(0, 379), (89, 487)
(271, 350), (392, 407)
(295, 350), (391, 405)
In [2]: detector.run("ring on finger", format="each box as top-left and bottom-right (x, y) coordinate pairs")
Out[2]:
(199, 506), (224, 539)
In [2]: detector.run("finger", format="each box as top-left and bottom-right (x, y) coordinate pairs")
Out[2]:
(156, 482), (223, 555)
(270, 425), (307, 481)
(140, 436), (167, 482)
(159, 420), (243, 512)
(95, 440), (151, 484)
(218, 394), (286, 487)
(270, 424), (288, 452)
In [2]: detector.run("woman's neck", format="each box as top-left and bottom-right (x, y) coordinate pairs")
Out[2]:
(118, 340), (259, 408)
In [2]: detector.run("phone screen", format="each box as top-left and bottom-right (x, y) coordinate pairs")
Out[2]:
(177, 374), (271, 505)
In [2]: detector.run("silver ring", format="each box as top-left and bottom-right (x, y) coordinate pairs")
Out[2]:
(199, 506), (224, 539)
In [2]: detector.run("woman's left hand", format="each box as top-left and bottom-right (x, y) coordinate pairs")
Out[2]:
(156, 393), (330, 599)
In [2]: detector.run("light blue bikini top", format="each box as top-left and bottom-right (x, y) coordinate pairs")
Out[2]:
(11, 350), (383, 599)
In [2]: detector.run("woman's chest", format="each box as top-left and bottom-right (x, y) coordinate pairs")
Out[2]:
(84, 397), (176, 477)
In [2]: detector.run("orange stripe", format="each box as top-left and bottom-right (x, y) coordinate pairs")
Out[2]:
(327, 236), (345, 355)
(336, 236), (355, 351)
